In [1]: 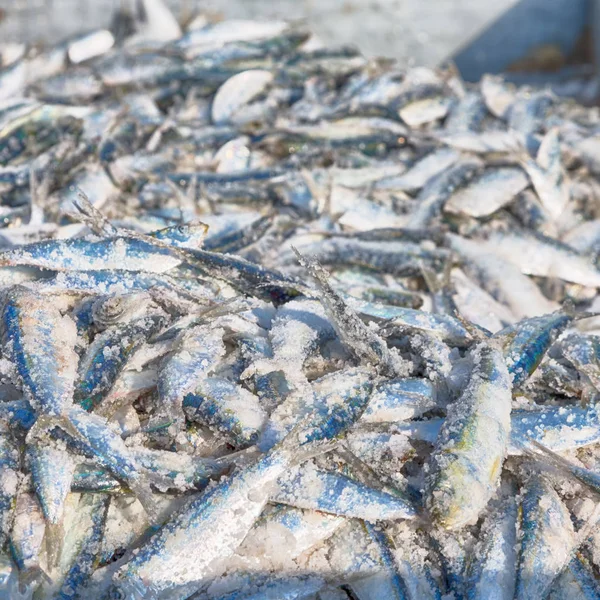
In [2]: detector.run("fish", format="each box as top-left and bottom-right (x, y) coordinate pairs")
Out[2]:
(157, 323), (226, 425)
(281, 237), (449, 278)
(515, 472), (575, 600)
(372, 403), (600, 455)
(52, 493), (110, 600)
(374, 148), (459, 193)
(444, 167), (529, 218)
(212, 70), (274, 125)
(296, 251), (409, 378)
(9, 490), (47, 592)
(5, 8), (600, 600)
(272, 462), (416, 521)
(183, 377), (268, 447)
(0, 235), (183, 273)
(359, 378), (437, 423)
(1, 288), (80, 566)
(547, 554), (600, 600)
(258, 368), (373, 451)
(521, 127), (569, 221)
(464, 479), (518, 600)
(327, 521), (408, 600)
(423, 342), (512, 529)
(75, 313), (166, 412)
(498, 308), (589, 388)
(483, 229), (600, 289)
(108, 428), (333, 599)
(446, 233), (558, 318)
(241, 298), (335, 392)
(406, 157), (483, 228)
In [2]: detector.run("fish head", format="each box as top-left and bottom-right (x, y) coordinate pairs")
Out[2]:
(151, 222), (209, 249)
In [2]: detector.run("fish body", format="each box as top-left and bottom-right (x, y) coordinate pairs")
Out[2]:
(273, 463), (416, 521)
(75, 314), (166, 411)
(110, 434), (321, 599)
(424, 342), (512, 529)
(2, 289), (78, 416)
(158, 325), (226, 424)
(464, 483), (518, 600)
(515, 474), (575, 600)
(0, 237), (183, 273)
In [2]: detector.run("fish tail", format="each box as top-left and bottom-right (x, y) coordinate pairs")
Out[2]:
(554, 298), (600, 321)
(526, 440), (590, 488)
(26, 414), (87, 446)
(17, 565), (51, 593)
(419, 260), (446, 295)
(452, 308), (493, 342)
(45, 521), (63, 571)
(128, 478), (161, 524)
(292, 246), (331, 290)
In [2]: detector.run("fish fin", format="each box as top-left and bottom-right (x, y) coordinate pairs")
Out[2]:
(128, 478), (162, 523)
(418, 258), (451, 296)
(451, 307), (492, 342)
(70, 189), (118, 237)
(561, 298), (600, 321)
(293, 247), (407, 377)
(292, 246), (331, 291)
(526, 439), (590, 485)
(213, 446), (260, 470)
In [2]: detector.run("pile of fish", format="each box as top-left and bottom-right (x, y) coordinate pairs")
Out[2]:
(4, 3), (600, 599)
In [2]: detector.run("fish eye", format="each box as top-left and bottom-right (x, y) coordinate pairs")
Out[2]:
(177, 225), (187, 234)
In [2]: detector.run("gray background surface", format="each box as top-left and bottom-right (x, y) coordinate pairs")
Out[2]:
(0, 0), (519, 67)
(0, 0), (592, 80)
